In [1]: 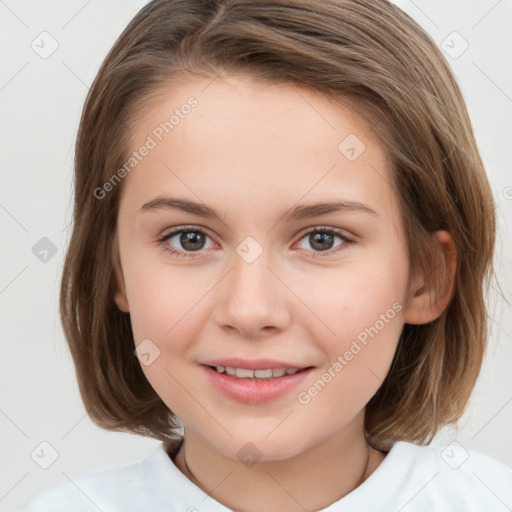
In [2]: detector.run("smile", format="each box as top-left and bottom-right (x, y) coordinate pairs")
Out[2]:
(202, 365), (314, 404)
(211, 365), (306, 379)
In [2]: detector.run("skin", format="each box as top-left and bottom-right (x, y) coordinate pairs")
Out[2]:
(113, 74), (456, 511)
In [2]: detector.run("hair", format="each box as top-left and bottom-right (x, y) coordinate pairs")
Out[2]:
(60, 0), (497, 451)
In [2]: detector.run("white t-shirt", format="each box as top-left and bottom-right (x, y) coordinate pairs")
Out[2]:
(23, 436), (512, 511)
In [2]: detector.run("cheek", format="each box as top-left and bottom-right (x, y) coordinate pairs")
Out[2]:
(122, 261), (206, 414)
(299, 253), (406, 400)
(306, 250), (407, 341)
(123, 253), (211, 345)
(297, 293), (404, 429)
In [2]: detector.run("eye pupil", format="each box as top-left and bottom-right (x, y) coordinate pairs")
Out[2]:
(310, 232), (334, 251)
(181, 231), (205, 251)
(164, 227), (345, 258)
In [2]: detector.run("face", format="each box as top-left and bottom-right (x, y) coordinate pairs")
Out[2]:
(114, 74), (414, 461)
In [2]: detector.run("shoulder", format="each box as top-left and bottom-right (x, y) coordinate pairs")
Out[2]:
(403, 440), (512, 485)
(22, 444), (166, 512)
(369, 440), (512, 511)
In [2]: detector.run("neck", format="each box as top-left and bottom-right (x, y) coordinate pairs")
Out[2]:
(170, 416), (385, 512)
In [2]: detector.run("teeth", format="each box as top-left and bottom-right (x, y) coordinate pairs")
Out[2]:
(235, 368), (254, 378)
(213, 366), (303, 379)
(254, 369), (273, 378)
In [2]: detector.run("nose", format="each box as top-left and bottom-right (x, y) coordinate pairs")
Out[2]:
(211, 249), (291, 339)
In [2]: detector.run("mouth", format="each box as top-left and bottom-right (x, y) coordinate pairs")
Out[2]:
(200, 363), (315, 405)
(204, 364), (314, 380)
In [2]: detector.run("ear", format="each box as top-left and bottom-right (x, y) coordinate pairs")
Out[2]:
(112, 232), (130, 313)
(114, 281), (130, 313)
(403, 230), (456, 325)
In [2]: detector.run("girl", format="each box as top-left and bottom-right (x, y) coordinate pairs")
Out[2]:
(24, 0), (512, 510)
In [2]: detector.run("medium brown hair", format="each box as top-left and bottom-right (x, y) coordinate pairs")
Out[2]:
(60, 0), (496, 450)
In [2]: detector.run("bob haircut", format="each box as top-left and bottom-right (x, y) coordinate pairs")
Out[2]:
(60, 0), (496, 451)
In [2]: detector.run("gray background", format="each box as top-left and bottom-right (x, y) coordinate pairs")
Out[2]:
(1, 0), (511, 510)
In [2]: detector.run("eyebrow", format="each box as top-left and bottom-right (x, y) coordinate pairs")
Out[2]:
(139, 196), (379, 223)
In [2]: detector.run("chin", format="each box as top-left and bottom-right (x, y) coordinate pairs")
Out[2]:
(209, 430), (313, 464)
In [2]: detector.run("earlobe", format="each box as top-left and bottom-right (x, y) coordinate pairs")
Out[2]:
(113, 267), (130, 313)
(114, 289), (130, 313)
(111, 230), (130, 313)
(403, 230), (456, 325)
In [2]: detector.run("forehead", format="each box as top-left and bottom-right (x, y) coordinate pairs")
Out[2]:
(120, 74), (399, 224)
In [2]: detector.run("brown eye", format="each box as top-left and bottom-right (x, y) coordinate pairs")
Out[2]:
(308, 232), (336, 251)
(158, 226), (215, 257)
(176, 231), (206, 251)
(296, 228), (352, 258)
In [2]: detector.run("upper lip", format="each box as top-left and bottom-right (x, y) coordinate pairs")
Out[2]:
(201, 358), (312, 370)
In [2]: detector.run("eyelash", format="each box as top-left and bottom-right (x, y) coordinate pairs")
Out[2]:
(157, 225), (353, 259)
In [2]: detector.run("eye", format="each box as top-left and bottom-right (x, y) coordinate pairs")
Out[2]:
(157, 225), (353, 259)
(295, 227), (352, 258)
(157, 226), (215, 258)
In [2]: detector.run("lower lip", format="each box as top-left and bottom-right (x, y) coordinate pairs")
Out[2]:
(201, 365), (314, 405)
